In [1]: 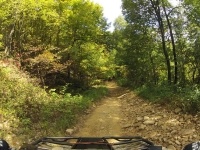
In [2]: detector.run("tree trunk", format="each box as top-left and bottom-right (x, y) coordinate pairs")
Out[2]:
(150, 0), (172, 84)
(4, 25), (15, 56)
(56, 29), (60, 47)
(162, 2), (178, 84)
(150, 53), (158, 85)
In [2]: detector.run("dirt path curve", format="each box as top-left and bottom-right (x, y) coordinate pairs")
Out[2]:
(74, 82), (127, 137)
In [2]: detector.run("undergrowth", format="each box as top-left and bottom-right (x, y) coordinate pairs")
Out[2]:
(0, 65), (108, 145)
(136, 83), (200, 114)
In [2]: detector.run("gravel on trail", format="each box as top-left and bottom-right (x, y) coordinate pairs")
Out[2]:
(73, 82), (200, 150)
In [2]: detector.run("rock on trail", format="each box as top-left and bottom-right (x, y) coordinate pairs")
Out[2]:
(73, 82), (200, 150)
(121, 92), (200, 150)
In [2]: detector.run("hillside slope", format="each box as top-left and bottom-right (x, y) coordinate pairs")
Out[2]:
(0, 60), (108, 148)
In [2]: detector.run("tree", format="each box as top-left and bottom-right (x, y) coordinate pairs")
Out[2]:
(0, 0), (115, 90)
(113, 13), (158, 86)
(120, 0), (186, 85)
(149, 0), (172, 83)
(183, 0), (200, 83)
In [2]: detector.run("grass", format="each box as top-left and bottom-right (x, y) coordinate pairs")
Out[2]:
(136, 83), (200, 114)
(0, 64), (108, 147)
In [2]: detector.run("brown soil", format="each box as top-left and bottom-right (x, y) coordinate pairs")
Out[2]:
(73, 82), (200, 150)
(74, 82), (126, 136)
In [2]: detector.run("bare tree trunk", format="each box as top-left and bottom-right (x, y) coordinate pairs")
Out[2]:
(162, 2), (178, 84)
(4, 25), (15, 56)
(150, 53), (158, 84)
(150, 0), (172, 84)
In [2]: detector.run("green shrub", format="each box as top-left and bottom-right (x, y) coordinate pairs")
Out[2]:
(0, 65), (108, 140)
(116, 78), (129, 87)
(82, 86), (108, 101)
(136, 83), (200, 114)
(177, 85), (200, 114)
(136, 84), (174, 102)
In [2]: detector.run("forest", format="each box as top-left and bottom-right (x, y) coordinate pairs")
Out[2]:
(1, 0), (200, 145)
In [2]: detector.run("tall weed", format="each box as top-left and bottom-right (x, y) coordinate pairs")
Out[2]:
(0, 66), (108, 141)
(136, 84), (200, 114)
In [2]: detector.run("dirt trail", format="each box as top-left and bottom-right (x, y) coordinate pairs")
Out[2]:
(74, 82), (200, 150)
(74, 82), (126, 136)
